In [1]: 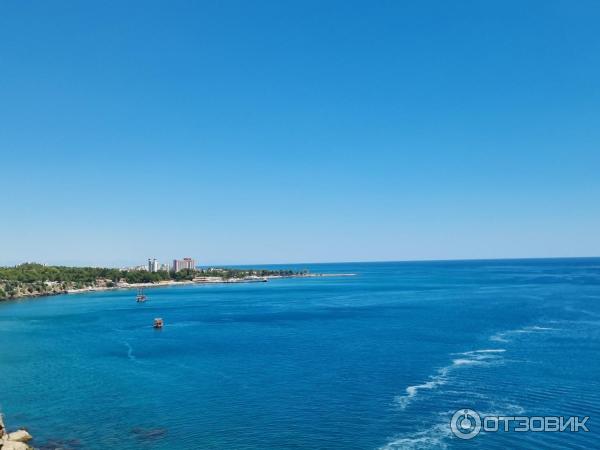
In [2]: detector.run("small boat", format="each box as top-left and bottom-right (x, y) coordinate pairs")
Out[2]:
(153, 318), (164, 329)
(136, 288), (147, 302)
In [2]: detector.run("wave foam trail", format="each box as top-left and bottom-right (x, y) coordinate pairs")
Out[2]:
(451, 348), (505, 366)
(379, 423), (450, 450)
(381, 399), (527, 450)
(395, 368), (449, 410)
(124, 341), (136, 361)
(490, 325), (556, 343)
(460, 348), (506, 354)
(451, 358), (484, 367)
(394, 348), (504, 410)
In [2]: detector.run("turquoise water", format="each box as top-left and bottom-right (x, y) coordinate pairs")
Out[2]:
(0, 259), (599, 449)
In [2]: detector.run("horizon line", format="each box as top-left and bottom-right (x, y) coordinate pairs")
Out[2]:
(227, 255), (600, 266)
(2, 255), (599, 269)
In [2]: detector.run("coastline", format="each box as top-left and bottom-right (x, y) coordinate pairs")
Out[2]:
(0, 273), (356, 302)
(0, 414), (33, 449)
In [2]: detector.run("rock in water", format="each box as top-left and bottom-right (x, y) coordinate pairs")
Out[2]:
(2, 441), (30, 450)
(7, 429), (33, 442)
(0, 413), (5, 437)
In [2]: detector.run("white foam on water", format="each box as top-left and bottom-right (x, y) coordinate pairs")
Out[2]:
(384, 326), (556, 450)
(394, 348), (505, 410)
(461, 349), (506, 354)
(380, 400), (526, 450)
(451, 358), (485, 367)
(490, 333), (509, 342)
(394, 367), (449, 410)
(124, 341), (136, 361)
(379, 422), (450, 450)
(490, 325), (556, 342)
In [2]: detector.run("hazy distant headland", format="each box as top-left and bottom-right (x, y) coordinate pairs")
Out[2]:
(0, 263), (315, 301)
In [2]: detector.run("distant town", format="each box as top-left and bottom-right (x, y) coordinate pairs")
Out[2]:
(127, 257), (197, 273)
(0, 259), (321, 301)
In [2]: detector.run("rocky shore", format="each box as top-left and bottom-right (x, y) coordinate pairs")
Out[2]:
(0, 273), (355, 302)
(0, 415), (33, 450)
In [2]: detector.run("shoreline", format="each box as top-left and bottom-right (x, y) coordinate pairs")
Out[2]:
(0, 273), (356, 302)
(0, 413), (33, 449)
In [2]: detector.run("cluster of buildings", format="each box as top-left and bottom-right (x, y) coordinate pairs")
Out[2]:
(127, 257), (197, 273)
(171, 257), (196, 272)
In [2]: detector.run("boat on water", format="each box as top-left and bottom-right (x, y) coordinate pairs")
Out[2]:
(136, 288), (147, 302)
(153, 318), (164, 329)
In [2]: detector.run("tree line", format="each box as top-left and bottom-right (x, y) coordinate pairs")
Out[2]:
(0, 263), (306, 299)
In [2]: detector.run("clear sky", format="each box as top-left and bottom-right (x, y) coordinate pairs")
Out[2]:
(1, 1), (599, 267)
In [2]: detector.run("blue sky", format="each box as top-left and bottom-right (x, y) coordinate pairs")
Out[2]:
(1, 0), (599, 266)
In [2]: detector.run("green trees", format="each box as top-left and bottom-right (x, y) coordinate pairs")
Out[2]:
(122, 270), (170, 284)
(0, 280), (21, 299)
(0, 264), (167, 285)
(0, 263), (304, 301)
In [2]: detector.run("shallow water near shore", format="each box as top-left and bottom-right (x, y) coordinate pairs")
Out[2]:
(1, 259), (599, 449)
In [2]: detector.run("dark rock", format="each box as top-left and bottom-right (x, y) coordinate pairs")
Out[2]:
(131, 427), (168, 441)
(38, 437), (82, 450)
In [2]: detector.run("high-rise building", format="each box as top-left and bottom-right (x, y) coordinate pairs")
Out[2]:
(182, 257), (195, 270)
(172, 257), (196, 272)
(148, 258), (159, 272)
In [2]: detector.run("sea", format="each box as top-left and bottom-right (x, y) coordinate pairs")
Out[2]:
(0, 258), (599, 449)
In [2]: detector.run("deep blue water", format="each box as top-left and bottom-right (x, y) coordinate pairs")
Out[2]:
(1, 259), (599, 449)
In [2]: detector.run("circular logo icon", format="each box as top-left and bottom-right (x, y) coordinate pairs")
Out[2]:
(450, 408), (482, 440)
